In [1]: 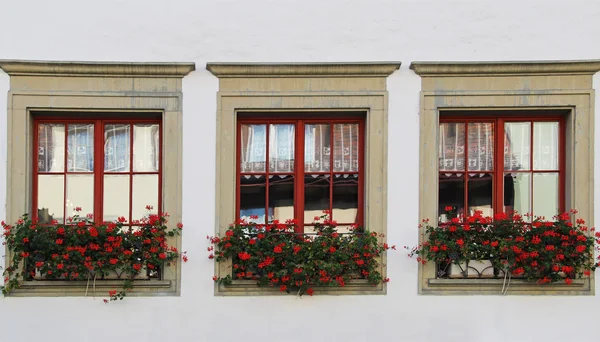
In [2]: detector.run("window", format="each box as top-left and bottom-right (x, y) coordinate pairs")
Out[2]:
(34, 117), (161, 225)
(411, 60), (600, 295)
(237, 116), (364, 232)
(208, 62), (400, 295)
(0, 60), (194, 296)
(438, 114), (564, 221)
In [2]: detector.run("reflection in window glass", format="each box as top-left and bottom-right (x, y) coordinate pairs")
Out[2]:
(533, 122), (559, 170)
(439, 123), (465, 171)
(333, 124), (359, 172)
(66, 175), (94, 218)
(240, 175), (267, 224)
(132, 175), (158, 220)
(304, 124), (330, 172)
(304, 175), (330, 223)
(533, 173), (559, 220)
(438, 174), (464, 221)
(504, 173), (531, 217)
(504, 122), (531, 171)
(104, 124), (130, 172)
(103, 175), (129, 222)
(133, 124), (160, 172)
(332, 174), (358, 224)
(269, 124), (295, 173)
(38, 124), (65, 172)
(240, 124), (266, 173)
(467, 173), (493, 217)
(38, 175), (64, 224)
(68, 124), (94, 172)
(467, 123), (493, 171)
(269, 175), (294, 222)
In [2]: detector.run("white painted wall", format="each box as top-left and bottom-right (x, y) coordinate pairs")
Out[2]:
(1, 0), (600, 341)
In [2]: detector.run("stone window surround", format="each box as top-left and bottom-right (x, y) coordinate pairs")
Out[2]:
(0, 60), (195, 296)
(410, 60), (600, 295)
(207, 62), (400, 295)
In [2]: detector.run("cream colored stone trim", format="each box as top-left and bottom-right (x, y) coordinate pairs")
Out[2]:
(0, 60), (195, 77)
(206, 62), (400, 77)
(1, 60), (193, 296)
(209, 62), (399, 295)
(414, 60), (597, 295)
(410, 60), (600, 76)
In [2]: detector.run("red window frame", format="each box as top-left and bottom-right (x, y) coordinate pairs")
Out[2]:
(236, 115), (365, 233)
(33, 116), (162, 225)
(439, 113), (565, 219)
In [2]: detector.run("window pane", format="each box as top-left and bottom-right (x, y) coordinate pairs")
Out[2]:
(333, 123), (360, 172)
(467, 173), (493, 217)
(533, 122), (559, 170)
(504, 173), (531, 216)
(38, 124), (65, 172)
(504, 122), (531, 171)
(439, 123), (465, 171)
(240, 175), (266, 224)
(533, 173), (559, 220)
(66, 175), (94, 219)
(67, 124), (94, 172)
(132, 175), (159, 220)
(37, 175), (64, 224)
(467, 123), (493, 171)
(240, 124), (266, 173)
(133, 124), (160, 172)
(304, 175), (330, 224)
(269, 175), (294, 222)
(103, 175), (129, 222)
(332, 174), (358, 224)
(438, 174), (464, 221)
(269, 124), (295, 173)
(104, 124), (130, 172)
(304, 124), (330, 172)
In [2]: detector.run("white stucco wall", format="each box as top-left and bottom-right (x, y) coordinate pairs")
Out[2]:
(1, 0), (600, 341)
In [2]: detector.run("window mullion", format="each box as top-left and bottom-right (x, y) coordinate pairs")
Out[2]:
(94, 120), (103, 223)
(296, 120), (305, 233)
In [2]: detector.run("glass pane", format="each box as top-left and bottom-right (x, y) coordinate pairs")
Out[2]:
(333, 123), (360, 172)
(240, 124), (266, 173)
(103, 175), (129, 222)
(66, 175), (94, 219)
(533, 173), (559, 220)
(269, 124), (295, 172)
(533, 122), (559, 170)
(37, 175), (64, 224)
(38, 124), (65, 172)
(332, 174), (358, 224)
(133, 124), (160, 172)
(67, 124), (94, 172)
(467, 123), (493, 171)
(132, 175), (159, 220)
(304, 124), (330, 172)
(304, 175), (330, 224)
(438, 174), (464, 221)
(240, 175), (266, 224)
(504, 173), (531, 216)
(104, 124), (130, 172)
(467, 173), (493, 217)
(504, 122), (531, 171)
(439, 123), (465, 171)
(268, 175), (294, 222)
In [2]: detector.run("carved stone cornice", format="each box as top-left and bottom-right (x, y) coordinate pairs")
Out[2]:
(0, 60), (196, 77)
(410, 60), (600, 76)
(206, 62), (401, 77)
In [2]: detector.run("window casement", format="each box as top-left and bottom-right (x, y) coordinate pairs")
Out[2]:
(0, 60), (194, 296)
(34, 116), (162, 225)
(237, 116), (364, 232)
(411, 60), (600, 295)
(208, 62), (400, 295)
(438, 114), (565, 222)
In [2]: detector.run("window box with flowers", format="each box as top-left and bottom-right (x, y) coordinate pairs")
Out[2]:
(409, 208), (599, 294)
(1, 207), (185, 302)
(209, 213), (394, 296)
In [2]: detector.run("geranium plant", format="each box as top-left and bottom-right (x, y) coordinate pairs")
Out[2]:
(209, 212), (394, 296)
(409, 208), (600, 285)
(1, 206), (184, 302)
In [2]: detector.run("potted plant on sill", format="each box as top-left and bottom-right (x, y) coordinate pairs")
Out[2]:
(409, 208), (600, 287)
(209, 212), (394, 296)
(1, 206), (185, 302)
